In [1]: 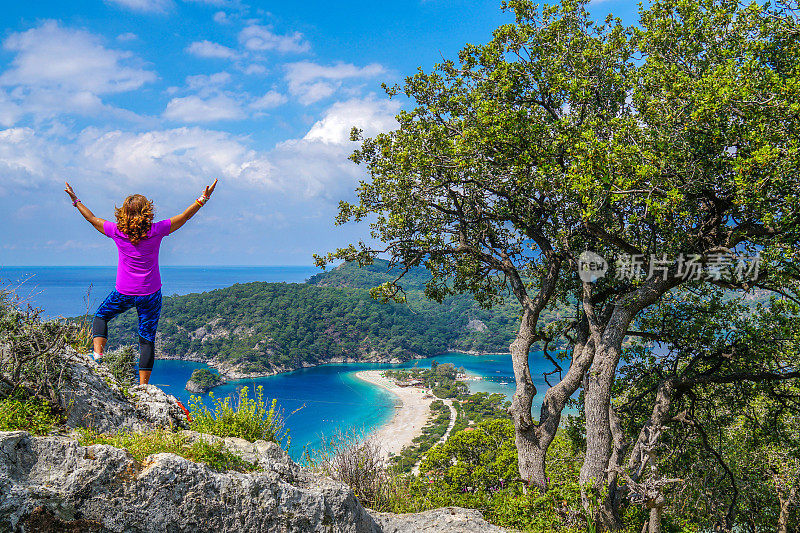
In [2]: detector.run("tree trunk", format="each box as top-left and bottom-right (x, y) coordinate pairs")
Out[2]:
(648, 504), (663, 533)
(509, 308), (545, 487)
(777, 486), (796, 533)
(509, 311), (594, 490)
(579, 278), (678, 528)
(516, 429), (548, 489)
(605, 404), (627, 529)
(503, 253), (565, 490)
(580, 335), (627, 522)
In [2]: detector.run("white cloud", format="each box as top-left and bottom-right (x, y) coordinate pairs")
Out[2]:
(295, 82), (336, 105)
(5, 87), (144, 123)
(105, 0), (173, 13)
(80, 127), (276, 187)
(286, 61), (386, 87)
(0, 128), (70, 192)
(0, 128), (46, 177)
(186, 40), (239, 59)
(250, 90), (287, 110)
(238, 24), (310, 53)
(164, 94), (245, 122)
(184, 0), (240, 6)
(268, 138), (361, 198)
(284, 61), (386, 105)
(0, 125), (278, 192)
(1, 21), (156, 95)
(0, 91), (23, 127)
(117, 32), (138, 42)
(213, 11), (230, 24)
(304, 96), (399, 144)
(186, 72), (232, 93)
(0, 94), (399, 200)
(244, 64), (268, 75)
(267, 95), (400, 198)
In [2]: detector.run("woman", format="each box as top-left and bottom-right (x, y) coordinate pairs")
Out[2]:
(64, 179), (218, 385)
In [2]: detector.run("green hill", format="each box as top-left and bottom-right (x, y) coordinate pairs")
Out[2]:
(104, 261), (564, 374)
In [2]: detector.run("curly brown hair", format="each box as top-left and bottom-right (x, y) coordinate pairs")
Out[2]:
(115, 194), (155, 245)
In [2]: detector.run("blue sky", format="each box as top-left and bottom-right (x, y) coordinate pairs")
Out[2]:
(0, 0), (636, 266)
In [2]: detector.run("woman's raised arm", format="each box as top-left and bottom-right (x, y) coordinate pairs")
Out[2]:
(170, 178), (218, 234)
(65, 182), (106, 234)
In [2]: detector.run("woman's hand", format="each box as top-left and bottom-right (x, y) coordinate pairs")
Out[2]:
(202, 178), (218, 199)
(64, 182), (78, 204)
(171, 178), (219, 234)
(65, 181), (106, 233)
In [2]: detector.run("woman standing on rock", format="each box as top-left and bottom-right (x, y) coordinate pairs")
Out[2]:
(64, 179), (218, 385)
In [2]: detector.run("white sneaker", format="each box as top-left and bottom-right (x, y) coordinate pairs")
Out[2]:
(92, 352), (103, 363)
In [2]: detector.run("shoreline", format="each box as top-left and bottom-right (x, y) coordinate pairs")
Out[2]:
(352, 370), (439, 459)
(158, 349), (512, 382)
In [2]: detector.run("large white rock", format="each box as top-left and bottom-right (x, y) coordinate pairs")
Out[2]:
(0, 431), (378, 532)
(57, 348), (188, 432)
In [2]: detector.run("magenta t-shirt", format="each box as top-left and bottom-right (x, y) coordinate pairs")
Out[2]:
(103, 219), (171, 296)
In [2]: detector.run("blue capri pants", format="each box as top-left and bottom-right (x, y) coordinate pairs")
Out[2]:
(92, 289), (162, 371)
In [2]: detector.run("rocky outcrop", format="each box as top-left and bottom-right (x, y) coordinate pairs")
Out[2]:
(179, 430), (300, 480)
(184, 379), (208, 394)
(0, 431), (505, 533)
(465, 318), (489, 333)
(57, 348), (187, 432)
(372, 507), (509, 532)
(185, 369), (225, 394)
(0, 430), (378, 533)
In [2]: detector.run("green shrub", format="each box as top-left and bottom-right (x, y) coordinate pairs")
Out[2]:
(0, 301), (80, 405)
(78, 428), (258, 472)
(102, 345), (137, 386)
(420, 419), (519, 493)
(188, 385), (289, 447)
(377, 423), (588, 532)
(0, 393), (61, 434)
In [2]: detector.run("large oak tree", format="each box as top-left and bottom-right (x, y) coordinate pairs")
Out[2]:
(317, 0), (800, 527)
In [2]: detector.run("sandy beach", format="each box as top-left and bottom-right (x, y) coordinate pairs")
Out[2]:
(353, 370), (438, 458)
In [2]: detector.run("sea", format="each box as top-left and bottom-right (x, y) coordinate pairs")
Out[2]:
(0, 266), (564, 460)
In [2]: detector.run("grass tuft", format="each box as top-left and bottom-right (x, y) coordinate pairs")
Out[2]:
(78, 427), (259, 472)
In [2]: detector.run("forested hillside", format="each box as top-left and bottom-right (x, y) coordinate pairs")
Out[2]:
(308, 260), (565, 353)
(105, 261), (565, 374)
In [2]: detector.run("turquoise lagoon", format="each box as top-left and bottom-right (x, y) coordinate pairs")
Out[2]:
(154, 351), (559, 460)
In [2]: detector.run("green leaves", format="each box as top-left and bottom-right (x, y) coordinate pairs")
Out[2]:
(0, 393), (61, 435)
(420, 418), (518, 493)
(188, 385), (290, 447)
(322, 0), (800, 310)
(78, 428), (259, 473)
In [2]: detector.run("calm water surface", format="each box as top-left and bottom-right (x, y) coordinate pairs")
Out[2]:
(0, 266), (319, 318)
(155, 351), (559, 460)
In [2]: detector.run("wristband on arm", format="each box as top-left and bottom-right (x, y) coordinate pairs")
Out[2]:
(195, 194), (210, 207)
(72, 199), (81, 207)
